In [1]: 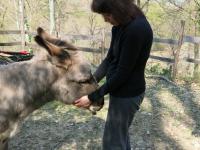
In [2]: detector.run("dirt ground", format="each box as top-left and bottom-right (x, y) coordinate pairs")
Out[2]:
(9, 77), (200, 150)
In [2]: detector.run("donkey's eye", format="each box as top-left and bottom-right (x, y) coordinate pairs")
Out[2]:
(78, 79), (90, 84)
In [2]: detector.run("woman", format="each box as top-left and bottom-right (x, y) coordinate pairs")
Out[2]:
(74, 0), (153, 149)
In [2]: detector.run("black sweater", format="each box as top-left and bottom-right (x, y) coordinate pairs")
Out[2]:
(88, 16), (153, 102)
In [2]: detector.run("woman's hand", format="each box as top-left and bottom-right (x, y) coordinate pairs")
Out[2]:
(74, 95), (92, 108)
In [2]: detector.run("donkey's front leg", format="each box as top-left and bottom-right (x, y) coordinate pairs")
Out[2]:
(0, 138), (8, 150)
(0, 117), (9, 150)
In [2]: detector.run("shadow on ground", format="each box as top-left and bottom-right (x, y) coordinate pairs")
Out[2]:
(142, 77), (200, 149)
(9, 104), (105, 150)
(9, 78), (200, 150)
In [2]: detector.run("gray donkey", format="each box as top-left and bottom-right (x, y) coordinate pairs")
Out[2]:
(0, 28), (103, 150)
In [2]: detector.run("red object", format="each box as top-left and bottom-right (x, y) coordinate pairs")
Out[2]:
(19, 50), (29, 55)
(0, 50), (30, 55)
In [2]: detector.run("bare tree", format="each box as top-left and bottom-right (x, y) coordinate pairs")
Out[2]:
(88, 12), (100, 64)
(49, 0), (56, 35)
(19, 0), (25, 50)
(0, 7), (7, 29)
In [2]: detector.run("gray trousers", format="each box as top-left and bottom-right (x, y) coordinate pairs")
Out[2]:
(103, 93), (144, 150)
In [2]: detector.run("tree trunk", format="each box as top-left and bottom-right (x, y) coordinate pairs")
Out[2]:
(13, 0), (20, 30)
(19, 0), (25, 50)
(49, 0), (56, 35)
(172, 20), (185, 81)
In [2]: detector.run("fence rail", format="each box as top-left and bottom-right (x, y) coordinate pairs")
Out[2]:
(0, 30), (200, 65)
(1, 30), (200, 44)
(0, 42), (22, 46)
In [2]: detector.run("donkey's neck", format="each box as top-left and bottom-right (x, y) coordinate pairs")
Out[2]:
(0, 60), (59, 118)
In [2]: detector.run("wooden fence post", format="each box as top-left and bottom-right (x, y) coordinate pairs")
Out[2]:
(194, 43), (200, 78)
(172, 20), (185, 81)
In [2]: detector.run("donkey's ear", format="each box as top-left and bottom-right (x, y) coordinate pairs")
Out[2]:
(37, 27), (44, 36)
(37, 27), (78, 50)
(34, 35), (51, 54)
(35, 35), (64, 56)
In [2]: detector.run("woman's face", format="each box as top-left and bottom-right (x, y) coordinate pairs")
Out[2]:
(102, 13), (119, 26)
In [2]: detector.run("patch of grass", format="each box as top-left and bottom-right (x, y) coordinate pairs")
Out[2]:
(146, 64), (172, 79)
(179, 74), (200, 86)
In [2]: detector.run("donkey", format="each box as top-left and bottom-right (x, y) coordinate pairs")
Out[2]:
(0, 28), (103, 150)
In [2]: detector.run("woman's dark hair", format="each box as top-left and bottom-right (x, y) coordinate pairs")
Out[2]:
(91, 0), (144, 25)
